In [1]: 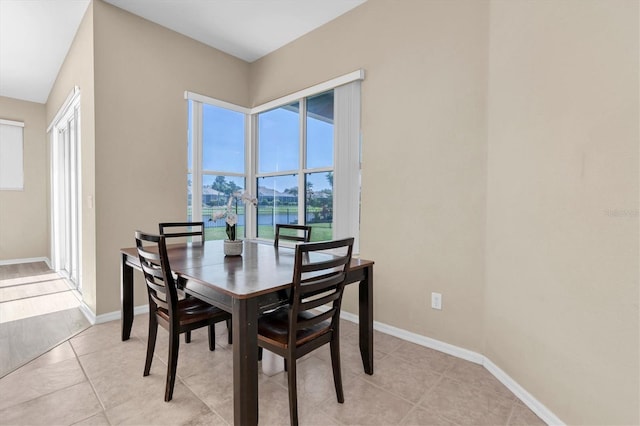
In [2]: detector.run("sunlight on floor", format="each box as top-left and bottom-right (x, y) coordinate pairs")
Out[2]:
(0, 271), (81, 324)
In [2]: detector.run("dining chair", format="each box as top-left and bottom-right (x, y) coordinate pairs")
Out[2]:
(159, 222), (232, 345)
(135, 231), (232, 402)
(257, 237), (354, 425)
(274, 224), (312, 247)
(160, 221), (203, 344)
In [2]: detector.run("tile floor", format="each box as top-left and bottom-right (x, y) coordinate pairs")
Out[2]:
(0, 262), (90, 377)
(0, 312), (547, 425)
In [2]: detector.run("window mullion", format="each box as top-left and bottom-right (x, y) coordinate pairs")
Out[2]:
(192, 101), (203, 222)
(298, 98), (307, 226)
(246, 113), (256, 238)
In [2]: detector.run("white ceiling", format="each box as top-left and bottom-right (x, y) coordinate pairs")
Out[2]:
(0, 0), (366, 104)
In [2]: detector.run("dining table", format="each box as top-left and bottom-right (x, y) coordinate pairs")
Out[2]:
(119, 239), (374, 426)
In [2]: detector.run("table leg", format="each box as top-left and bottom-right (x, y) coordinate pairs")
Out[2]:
(358, 264), (374, 375)
(121, 253), (134, 341)
(232, 297), (259, 426)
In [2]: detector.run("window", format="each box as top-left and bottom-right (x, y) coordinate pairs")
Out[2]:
(187, 97), (249, 240)
(0, 119), (24, 190)
(186, 70), (363, 250)
(256, 92), (335, 241)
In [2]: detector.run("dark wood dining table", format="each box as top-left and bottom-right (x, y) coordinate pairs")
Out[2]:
(119, 239), (374, 426)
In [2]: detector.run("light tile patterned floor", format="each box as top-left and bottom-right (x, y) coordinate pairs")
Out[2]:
(0, 263), (90, 377)
(0, 314), (547, 425)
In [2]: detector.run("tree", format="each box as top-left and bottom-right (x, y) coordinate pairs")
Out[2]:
(326, 172), (333, 187)
(284, 187), (298, 197)
(211, 176), (241, 197)
(211, 176), (227, 194)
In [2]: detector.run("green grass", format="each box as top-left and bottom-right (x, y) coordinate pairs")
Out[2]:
(204, 222), (333, 242)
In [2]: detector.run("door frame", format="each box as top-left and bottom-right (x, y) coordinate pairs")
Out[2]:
(49, 87), (82, 290)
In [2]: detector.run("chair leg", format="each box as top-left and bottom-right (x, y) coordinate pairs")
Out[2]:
(287, 357), (299, 426)
(165, 329), (180, 402)
(226, 318), (232, 344)
(258, 347), (263, 361)
(208, 324), (216, 351)
(144, 313), (158, 376)
(330, 337), (344, 403)
(184, 293), (192, 343)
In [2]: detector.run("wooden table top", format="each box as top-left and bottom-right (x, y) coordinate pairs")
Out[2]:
(121, 239), (373, 299)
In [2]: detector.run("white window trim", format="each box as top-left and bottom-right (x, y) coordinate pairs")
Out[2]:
(0, 119), (24, 127)
(250, 69), (364, 115)
(185, 68), (364, 116)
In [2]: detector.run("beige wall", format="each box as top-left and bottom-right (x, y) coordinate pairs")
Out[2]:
(0, 97), (48, 261)
(485, 1), (639, 424)
(252, 0), (490, 353)
(252, 0), (638, 423)
(91, 0), (250, 315)
(46, 2), (97, 311)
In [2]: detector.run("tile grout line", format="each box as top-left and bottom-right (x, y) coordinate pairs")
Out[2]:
(0, 357), (87, 413)
(69, 338), (110, 420)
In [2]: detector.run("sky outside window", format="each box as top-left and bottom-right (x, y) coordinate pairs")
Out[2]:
(202, 104), (244, 173)
(258, 103), (300, 174)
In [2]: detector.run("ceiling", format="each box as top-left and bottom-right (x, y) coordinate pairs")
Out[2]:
(0, 0), (366, 104)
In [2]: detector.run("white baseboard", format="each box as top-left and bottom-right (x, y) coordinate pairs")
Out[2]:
(0, 257), (51, 267)
(95, 304), (149, 324)
(74, 301), (149, 326)
(78, 302), (97, 325)
(338, 309), (563, 426)
(483, 358), (564, 425)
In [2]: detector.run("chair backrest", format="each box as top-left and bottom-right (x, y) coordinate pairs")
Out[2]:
(288, 238), (354, 349)
(274, 224), (312, 247)
(135, 231), (179, 317)
(159, 222), (204, 243)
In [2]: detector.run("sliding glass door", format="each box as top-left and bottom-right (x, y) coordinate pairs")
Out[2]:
(51, 94), (81, 290)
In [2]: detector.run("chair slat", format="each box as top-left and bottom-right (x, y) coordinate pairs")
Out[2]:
(274, 224), (312, 247)
(300, 292), (340, 313)
(299, 273), (344, 295)
(159, 222), (205, 242)
(296, 308), (335, 330)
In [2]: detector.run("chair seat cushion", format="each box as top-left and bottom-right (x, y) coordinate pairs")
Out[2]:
(258, 307), (330, 348)
(157, 297), (228, 326)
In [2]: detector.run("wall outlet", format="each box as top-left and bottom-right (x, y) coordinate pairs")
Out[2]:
(431, 292), (442, 310)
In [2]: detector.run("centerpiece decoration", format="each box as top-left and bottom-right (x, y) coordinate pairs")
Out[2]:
(212, 191), (257, 256)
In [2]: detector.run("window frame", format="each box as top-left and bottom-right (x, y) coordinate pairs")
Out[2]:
(187, 95), (252, 238)
(254, 94), (336, 241)
(186, 69), (363, 252)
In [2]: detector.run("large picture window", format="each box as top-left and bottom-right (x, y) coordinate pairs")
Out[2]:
(256, 91), (334, 241)
(186, 70), (362, 251)
(187, 98), (249, 240)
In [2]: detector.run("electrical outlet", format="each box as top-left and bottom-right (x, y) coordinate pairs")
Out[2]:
(431, 292), (442, 310)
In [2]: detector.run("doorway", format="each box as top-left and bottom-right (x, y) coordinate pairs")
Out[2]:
(51, 90), (81, 291)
